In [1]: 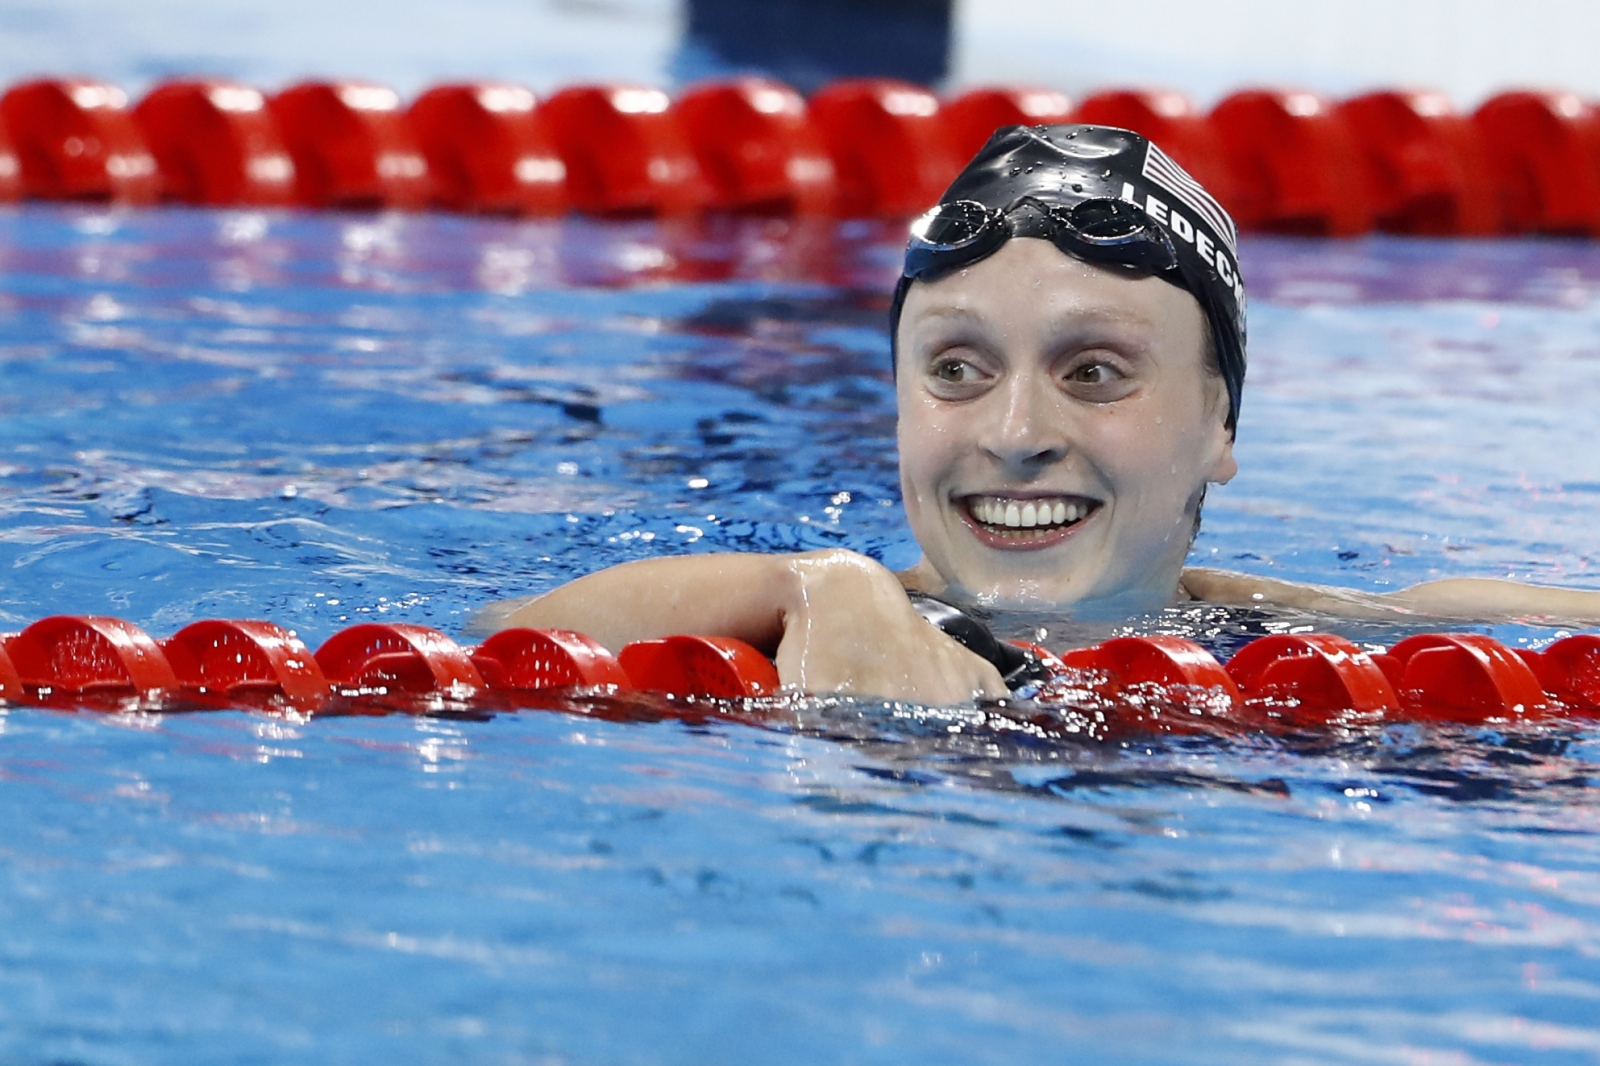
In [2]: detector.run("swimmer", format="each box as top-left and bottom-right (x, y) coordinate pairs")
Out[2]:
(488, 124), (1600, 702)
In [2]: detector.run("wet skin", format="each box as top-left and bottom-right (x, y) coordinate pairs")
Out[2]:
(895, 237), (1238, 614)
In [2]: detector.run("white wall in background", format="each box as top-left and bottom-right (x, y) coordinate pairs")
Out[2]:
(952, 0), (1600, 108)
(0, 0), (680, 96)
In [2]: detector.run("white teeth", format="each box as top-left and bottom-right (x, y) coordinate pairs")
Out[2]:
(970, 496), (1091, 531)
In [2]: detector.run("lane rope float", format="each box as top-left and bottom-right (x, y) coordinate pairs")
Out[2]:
(0, 613), (1594, 731)
(1, 74), (1599, 234)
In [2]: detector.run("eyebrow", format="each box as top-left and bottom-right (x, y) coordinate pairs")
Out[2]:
(909, 301), (1162, 339)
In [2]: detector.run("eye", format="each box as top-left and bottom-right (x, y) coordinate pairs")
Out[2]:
(922, 350), (994, 399)
(933, 358), (975, 383)
(1059, 354), (1137, 401)
(1068, 361), (1117, 384)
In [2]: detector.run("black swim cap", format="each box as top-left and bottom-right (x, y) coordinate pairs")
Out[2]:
(891, 124), (1246, 434)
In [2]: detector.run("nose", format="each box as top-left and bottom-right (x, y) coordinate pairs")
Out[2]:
(979, 368), (1071, 473)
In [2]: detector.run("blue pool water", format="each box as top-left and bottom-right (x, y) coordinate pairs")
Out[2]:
(1, 205), (1598, 1063)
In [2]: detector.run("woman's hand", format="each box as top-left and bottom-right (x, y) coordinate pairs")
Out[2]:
(774, 550), (1009, 703)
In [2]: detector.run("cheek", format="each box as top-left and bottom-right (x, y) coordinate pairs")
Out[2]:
(1088, 394), (1215, 495)
(896, 394), (964, 484)
(895, 406), (945, 509)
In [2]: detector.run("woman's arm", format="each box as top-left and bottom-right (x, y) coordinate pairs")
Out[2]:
(490, 549), (1008, 702)
(497, 552), (803, 653)
(1182, 567), (1600, 625)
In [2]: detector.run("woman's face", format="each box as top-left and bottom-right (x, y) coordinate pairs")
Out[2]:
(895, 237), (1237, 613)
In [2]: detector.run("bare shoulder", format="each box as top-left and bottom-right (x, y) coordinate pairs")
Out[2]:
(1181, 567), (1600, 625)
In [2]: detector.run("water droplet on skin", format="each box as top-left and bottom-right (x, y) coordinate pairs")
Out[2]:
(1071, 183), (1083, 193)
(1102, 169), (1113, 178)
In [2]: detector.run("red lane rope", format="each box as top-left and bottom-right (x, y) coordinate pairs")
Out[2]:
(2, 75), (1599, 235)
(0, 613), (1594, 729)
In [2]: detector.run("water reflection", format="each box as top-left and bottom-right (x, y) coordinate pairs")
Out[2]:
(0, 206), (905, 295)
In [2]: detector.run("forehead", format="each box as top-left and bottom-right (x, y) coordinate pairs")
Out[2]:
(897, 238), (1205, 351)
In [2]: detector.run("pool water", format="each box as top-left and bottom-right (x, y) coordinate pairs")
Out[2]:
(0, 205), (1598, 1064)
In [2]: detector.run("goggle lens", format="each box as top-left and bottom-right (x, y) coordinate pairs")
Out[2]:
(909, 200), (997, 250)
(1063, 198), (1149, 243)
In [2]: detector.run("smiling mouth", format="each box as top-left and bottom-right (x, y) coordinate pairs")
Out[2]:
(960, 494), (1100, 542)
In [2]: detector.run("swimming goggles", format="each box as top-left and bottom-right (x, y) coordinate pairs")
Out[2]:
(903, 195), (1180, 281)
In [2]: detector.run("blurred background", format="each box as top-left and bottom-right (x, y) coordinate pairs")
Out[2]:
(0, 0), (1596, 105)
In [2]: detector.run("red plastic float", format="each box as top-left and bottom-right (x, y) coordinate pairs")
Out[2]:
(941, 86), (1074, 166)
(470, 627), (629, 690)
(1061, 635), (1237, 696)
(313, 623), (483, 697)
(618, 635), (779, 698)
(0, 118), (21, 202)
(1519, 634), (1600, 713)
(1009, 639), (1065, 671)
(675, 77), (836, 214)
(538, 83), (710, 215)
(1208, 88), (1372, 236)
(1381, 633), (1548, 722)
(807, 78), (963, 217)
(1471, 91), (1600, 236)
(1, 72), (1600, 234)
(1335, 90), (1499, 236)
(4, 616), (178, 700)
(161, 620), (329, 708)
(1226, 633), (1398, 726)
(0, 78), (158, 203)
(133, 79), (296, 206)
(407, 82), (567, 215)
(0, 609), (1590, 733)
(1070, 89), (1238, 213)
(268, 81), (431, 210)
(4, 73), (1600, 233)
(0, 641), (21, 702)
(1058, 635), (1239, 733)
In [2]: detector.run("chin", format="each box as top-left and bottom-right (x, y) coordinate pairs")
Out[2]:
(936, 546), (1183, 614)
(939, 559), (1102, 609)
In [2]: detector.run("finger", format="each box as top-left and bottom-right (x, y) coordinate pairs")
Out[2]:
(947, 644), (1008, 700)
(975, 662), (1009, 699)
(914, 654), (1005, 705)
